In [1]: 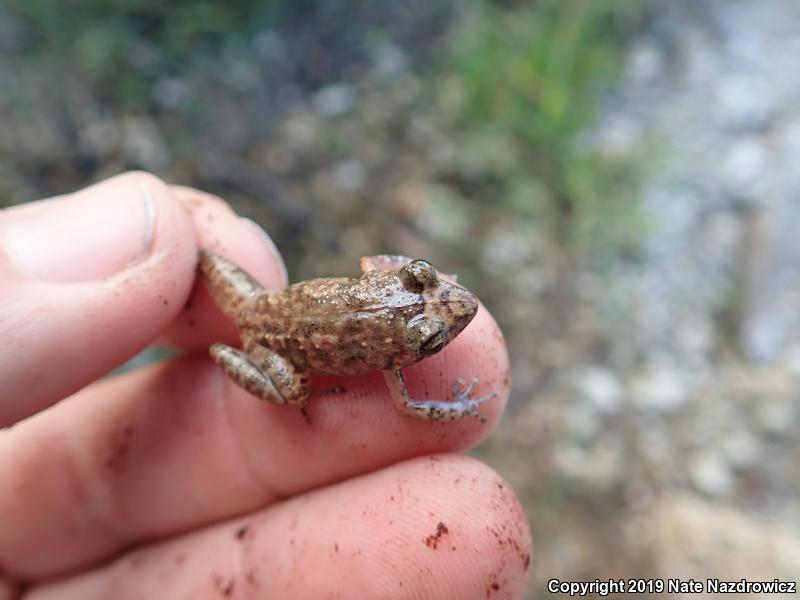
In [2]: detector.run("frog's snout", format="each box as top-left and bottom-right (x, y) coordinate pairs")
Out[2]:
(432, 283), (479, 344)
(446, 285), (479, 320)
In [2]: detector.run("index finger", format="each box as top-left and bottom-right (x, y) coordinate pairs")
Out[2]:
(0, 306), (509, 578)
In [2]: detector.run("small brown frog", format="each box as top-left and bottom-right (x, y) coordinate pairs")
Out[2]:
(198, 251), (495, 421)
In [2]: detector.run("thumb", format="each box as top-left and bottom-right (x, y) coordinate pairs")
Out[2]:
(0, 172), (197, 426)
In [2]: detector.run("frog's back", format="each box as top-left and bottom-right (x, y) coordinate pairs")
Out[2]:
(237, 276), (424, 375)
(256, 277), (358, 317)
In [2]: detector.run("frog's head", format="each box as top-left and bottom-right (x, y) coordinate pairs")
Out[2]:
(399, 259), (479, 358)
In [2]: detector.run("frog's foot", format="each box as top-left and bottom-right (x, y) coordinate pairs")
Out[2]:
(210, 343), (310, 411)
(448, 377), (497, 422)
(383, 370), (496, 422)
(360, 255), (458, 283)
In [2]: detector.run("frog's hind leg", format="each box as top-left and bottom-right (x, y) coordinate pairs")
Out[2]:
(383, 369), (495, 422)
(198, 251), (266, 320)
(360, 255), (458, 283)
(210, 343), (309, 410)
(360, 255), (414, 273)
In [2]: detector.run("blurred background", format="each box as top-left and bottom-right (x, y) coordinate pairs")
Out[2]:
(2, 0), (800, 597)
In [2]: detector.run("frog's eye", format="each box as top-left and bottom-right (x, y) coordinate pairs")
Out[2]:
(400, 260), (438, 292)
(421, 331), (447, 355)
(407, 314), (448, 356)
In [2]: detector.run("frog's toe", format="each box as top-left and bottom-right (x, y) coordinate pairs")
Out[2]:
(452, 382), (497, 422)
(452, 377), (478, 397)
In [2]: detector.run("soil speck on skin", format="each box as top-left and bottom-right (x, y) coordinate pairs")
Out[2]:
(334, 543), (339, 553)
(235, 525), (250, 540)
(12, 580), (33, 598)
(212, 574), (235, 597)
(106, 424), (135, 472)
(424, 521), (449, 549)
(487, 580), (501, 596)
(246, 571), (259, 588)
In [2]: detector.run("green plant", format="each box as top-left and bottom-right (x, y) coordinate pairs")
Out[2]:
(449, 0), (647, 266)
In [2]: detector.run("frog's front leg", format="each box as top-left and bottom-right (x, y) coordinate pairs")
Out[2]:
(210, 343), (310, 409)
(383, 369), (496, 422)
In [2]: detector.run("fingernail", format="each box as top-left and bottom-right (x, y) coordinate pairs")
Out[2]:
(0, 176), (156, 282)
(241, 217), (288, 286)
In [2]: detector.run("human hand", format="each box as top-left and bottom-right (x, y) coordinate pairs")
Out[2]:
(0, 172), (531, 599)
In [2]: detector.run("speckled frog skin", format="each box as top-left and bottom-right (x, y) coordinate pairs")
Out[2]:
(198, 251), (495, 421)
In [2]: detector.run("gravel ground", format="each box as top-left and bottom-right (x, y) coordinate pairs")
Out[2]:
(484, 1), (800, 595)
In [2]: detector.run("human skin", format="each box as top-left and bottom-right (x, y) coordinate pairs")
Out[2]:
(0, 172), (531, 599)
